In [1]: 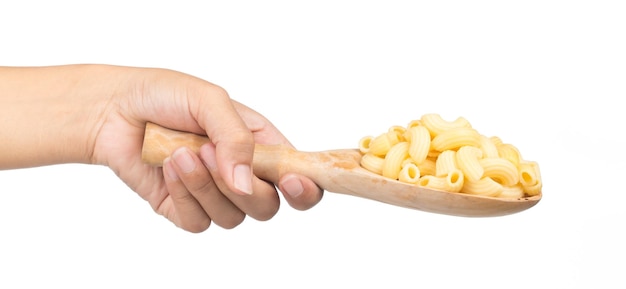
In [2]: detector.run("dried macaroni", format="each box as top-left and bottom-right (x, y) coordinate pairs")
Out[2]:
(358, 113), (542, 198)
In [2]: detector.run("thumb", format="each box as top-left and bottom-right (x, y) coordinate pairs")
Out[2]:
(194, 86), (255, 196)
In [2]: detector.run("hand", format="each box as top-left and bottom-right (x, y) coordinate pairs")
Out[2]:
(90, 66), (323, 232)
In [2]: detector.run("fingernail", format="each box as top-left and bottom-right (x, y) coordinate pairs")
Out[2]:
(281, 176), (304, 198)
(173, 147), (196, 174)
(233, 164), (253, 195)
(163, 158), (179, 180)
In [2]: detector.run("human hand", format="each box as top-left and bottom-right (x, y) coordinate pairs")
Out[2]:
(91, 66), (323, 232)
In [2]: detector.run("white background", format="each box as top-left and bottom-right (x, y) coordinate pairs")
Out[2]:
(1, 1), (624, 288)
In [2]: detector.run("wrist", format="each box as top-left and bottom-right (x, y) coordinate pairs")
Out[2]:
(0, 64), (125, 168)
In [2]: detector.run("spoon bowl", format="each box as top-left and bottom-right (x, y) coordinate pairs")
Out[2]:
(141, 122), (541, 217)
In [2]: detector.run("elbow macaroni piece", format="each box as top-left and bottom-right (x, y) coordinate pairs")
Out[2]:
(398, 163), (420, 184)
(456, 146), (484, 182)
(357, 113), (542, 198)
(435, 150), (457, 177)
(405, 126), (431, 165)
(360, 153), (385, 175)
(421, 113), (471, 137)
(431, 127), (482, 151)
(382, 142), (410, 180)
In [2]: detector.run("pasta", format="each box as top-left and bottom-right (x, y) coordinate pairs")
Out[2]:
(405, 126), (431, 164)
(398, 163), (420, 184)
(479, 158), (519, 187)
(431, 127), (482, 151)
(518, 161), (542, 196)
(381, 142), (410, 180)
(435, 150), (457, 177)
(368, 131), (402, 156)
(462, 177), (503, 197)
(421, 113), (471, 137)
(417, 158), (437, 176)
(455, 146), (484, 182)
(418, 169), (464, 193)
(479, 135), (499, 158)
(357, 113), (542, 198)
(360, 153), (385, 175)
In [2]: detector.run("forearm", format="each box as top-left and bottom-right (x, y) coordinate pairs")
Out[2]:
(0, 65), (120, 169)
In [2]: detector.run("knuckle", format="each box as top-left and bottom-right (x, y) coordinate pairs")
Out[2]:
(185, 176), (216, 195)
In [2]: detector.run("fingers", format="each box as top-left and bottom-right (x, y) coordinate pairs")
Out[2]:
(230, 100), (325, 211)
(192, 86), (255, 196)
(200, 143), (280, 221)
(163, 147), (246, 231)
(278, 174), (324, 211)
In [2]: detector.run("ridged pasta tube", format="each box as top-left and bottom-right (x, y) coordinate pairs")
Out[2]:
(368, 131), (402, 156)
(456, 146), (484, 182)
(499, 184), (525, 199)
(405, 125), (431, 164)
(421, 113), (471, 138)
(417, 158), (437, 176)
(358, 136), (373, 154)
(479, 135), (499, 158)
(418, 169), (464, 193)
(388, 125), (407, 139)
(435, 150), (457, 177)
(360, 153), (385, 175)
(398, 163), (420, 184)
(462, 177), (503, 197)
(519, 161), (542, 196)
(431, 127), (481, 151)
(479, 158), (519, 186)
(497, 143), (521, 167)
(382, 142), (410, 180)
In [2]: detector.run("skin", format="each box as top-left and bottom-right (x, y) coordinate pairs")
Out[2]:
(0, 64), (323, 233)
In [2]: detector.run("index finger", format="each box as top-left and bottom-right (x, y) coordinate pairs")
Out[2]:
(192, 84), (255, 196)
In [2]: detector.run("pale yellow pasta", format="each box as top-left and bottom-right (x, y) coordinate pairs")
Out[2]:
(479, 135), (499, 158)
(382, 142), (409, 179)
(358, 136), (373, 154)
(417, 158), (437, 176)
(368, 131), (401, 156)
(418, 169), (464, 192)
(497, 143), (521, 167)
(435, 150), (457, 177)
(499, 184), (525, 199)
(523, 182), (542, 197)
(427, 149), (441, 159)
(360, 153), (385, 175)
(489, 136), (504, 146)
(479, 158), (519, 186)
(519, 161), (542, 196)
(398, 163), (420, 184)
(401, 158), (416, 166)
(357, 113), (542, 199)
(406, 119), (422, 129)
(405, 126), (431, 164)
(446, 169), (464, 192)
(420, 113), (471, 137)
(431, 127), (481, 152)
(388, 125), (407, 139)
(462, 177), (503, 197)
(456, 146), (484, 182)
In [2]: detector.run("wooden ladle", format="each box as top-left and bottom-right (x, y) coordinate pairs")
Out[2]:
(141, 122), (541, 217)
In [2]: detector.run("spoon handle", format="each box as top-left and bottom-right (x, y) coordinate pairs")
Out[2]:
(141, 122), (360, 192)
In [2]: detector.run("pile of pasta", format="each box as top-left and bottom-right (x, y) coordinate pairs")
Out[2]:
(358, 113), (542, 198)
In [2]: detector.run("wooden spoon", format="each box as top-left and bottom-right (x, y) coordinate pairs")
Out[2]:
(141, 122), (541, 217)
